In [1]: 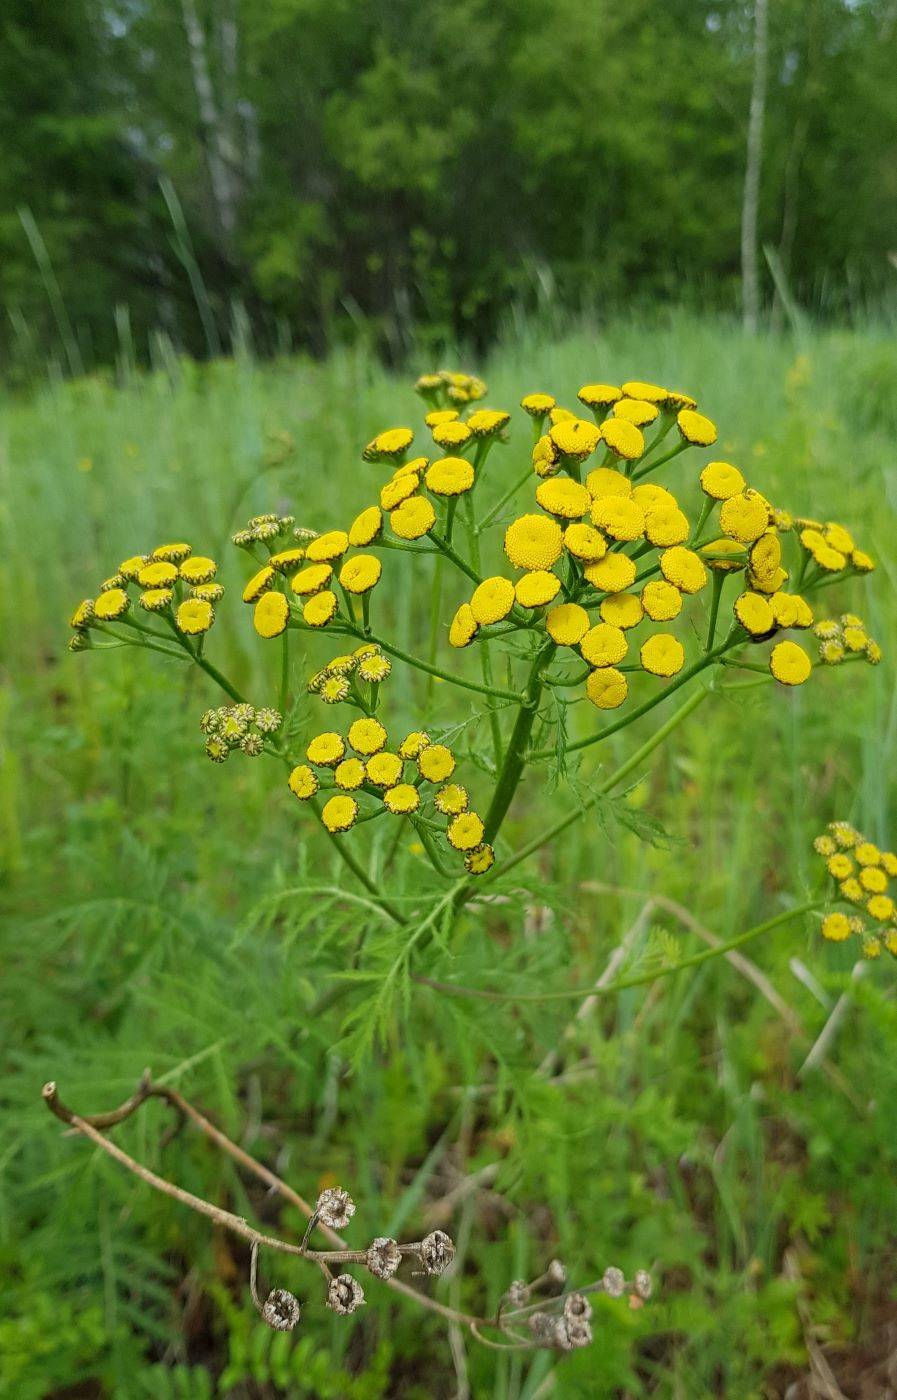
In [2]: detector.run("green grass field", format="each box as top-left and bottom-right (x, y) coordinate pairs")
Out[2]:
(3, 313), (897, 1399)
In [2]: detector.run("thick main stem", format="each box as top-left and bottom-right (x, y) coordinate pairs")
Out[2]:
(483, 641), (556, 842)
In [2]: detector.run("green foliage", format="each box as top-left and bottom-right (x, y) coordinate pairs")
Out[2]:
(3, 0), (897, 371)
(3, 316), (897, 1395)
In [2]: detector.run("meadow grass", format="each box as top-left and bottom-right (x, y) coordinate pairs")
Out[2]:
(2, 312), (897, 1398)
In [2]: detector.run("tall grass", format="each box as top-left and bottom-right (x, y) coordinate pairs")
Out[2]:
(2, 312), (897, 1397)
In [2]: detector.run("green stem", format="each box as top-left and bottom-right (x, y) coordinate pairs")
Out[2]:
(93, 623), (188, 663)
(410, 818), (455, 879)
(486, 683), (712, 883)
(705, 570), (726, 651)
(483, 640), (556, 842)
(315, 812), (408, 926)
(358, 629), (521, 703)
(417, 900), (822, 1002)
(477, 466), (533, 534)
(631, 440), (688, 481)
(429, 529), (481, 586)
(278, 629), (290, 714)
(463, 493), (503, 767)
(425, 554), (446, 713)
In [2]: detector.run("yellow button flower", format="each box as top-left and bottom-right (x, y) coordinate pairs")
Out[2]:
(432, 419), (472, 450)
(348, 506), (383, 547)
(254, 591), (290, 638)
(824, 522), (854, 554)
(70, 599), (95, 628)
(532, 434), (559, 477)
(549, 417), (602, 461)
(860, 866), (887, 893)
(418, 743), (456, 782)
(586, 466), (631, 499)
(590, 495), (645, 541)
(398, 730), (430, 760)
(358, 651), (391, 683)
(470, 576), (516, 625)
(749, 532), (781, 580)
(677, 409), (717, 446)
(719, 492), (770, 544)
(640, 632), (685, 677)
(514, 570), (561, 608)
(380, 475), (420, 511)
(504, 514), (564, 570)
(176, 598), (214, 634)
(613, 397), (659, 427)
(659, 547), (707, 594)
(269, 547), (306, 573)
(827, 852), (854, 879)
(852, 548), (875, 573)
(365, 752), (404, 788)
(339, 554), (382, 594)
(174, 558), (217, 590)
(521, 392), (556, 416)
(770, 592), (799, 628)
(384, 783), (420, 814)
(306, 530), (349, 562)
(435, 784), (469, 815)
(641, 579), (682, 621)
(632, 482), (678, 512)
(335, 758), (366, 791)
(426, 456), (474, 496)
(303, 590), (337, 627)
(564, 522), (608, 562)
(821, 912), (851, 941)
(307, 732), (345, 766)
(465, 844), (495, 874)
(243, 565), (275, 602)
(138, 560), (179, 589)
(769, 640), (812, 685)
(348, 717), (388, 755)
(621, 380), (668, 404)
(425, 409), (459, 427)
(322, 795), (359, 833)
(449, 602), (479, 648)
(578, 383), (622, 409)
(645, 509), (688, 552)
(153, 541), (192, 563)
(139, 588), (173, 612)
(546, 602), (590, 646)
(193, 582), (225, 603)
(288, 764), (319, 799)
(867, 895), (894, 921)
(363, 427), (414, 462)
(600, 418), (644, 461)
(583, 552), (638, 593)
(599, 592), (643, 629)
(535, 477), (591, 519)
(119, 555), (147, 580)
(447, 811), (485, 851)
(580, 623), (628, 667)
(467, 409), (509, 437)
(291, 562), (333, 596)
(700, 461), (745, 500)
(586, 667), (628, 709)
(93, 588), (130, 621)
(734, 591), (775, 636)
(390, 496), (436, 539)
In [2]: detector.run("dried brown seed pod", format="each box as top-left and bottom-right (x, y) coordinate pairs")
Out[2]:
(315, 1187), (356, 1230)
(564, 1291), (592, 1324)
(634, 1269), (653, 1300)
(507, 1279), (530, 1308)
(547, 1258), (567, 1286)
(366, 1237), (402, 1280)
(602, 1265), (625, 1298)
(563, 1315), (593, 1349)
(528, 1312), (558, 1345)
(262, 1288), (301, 1331)
(419, 1229), (455, 1276)
(326, 1273), (365, 1315)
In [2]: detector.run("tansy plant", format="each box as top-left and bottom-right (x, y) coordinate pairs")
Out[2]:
(58, 365), (887, 1349)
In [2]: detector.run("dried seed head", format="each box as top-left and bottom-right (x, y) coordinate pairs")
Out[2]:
(528, 1312), (558, 1345)
(634, 1269), (653, 1300)
(602, 1266), (625, 1298)
(547, 1258), (567, 1286)
(315, 1187), (356, 1231)
(562, 1315), (593, 1350)
(507, 1279), (530, 1308)
(366, 1237), (402, 1280)
(564, 1292), (592, 1324)
(262, 1288), (301, 1331)
(326, 1273), (365, 1315)
(419, 1230), (455, 1276)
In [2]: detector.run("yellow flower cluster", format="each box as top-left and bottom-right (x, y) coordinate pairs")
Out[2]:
(200, 703), (282, 762)
(69, 541), (225, 646)
(414, 369), (488, 408)
(813, 822), (897, 960)
(232, 511), (297, 549)
(813, 614), (881, 667)
(288, 724), (494, 874)
(434, 378), (875, 709)
(308, 644), (392, 703)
